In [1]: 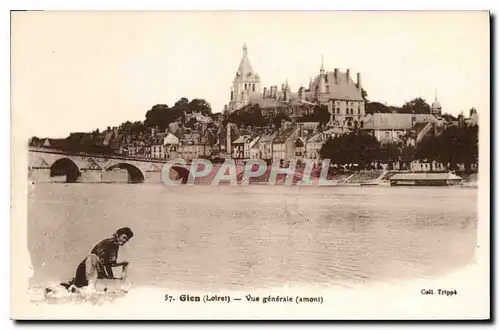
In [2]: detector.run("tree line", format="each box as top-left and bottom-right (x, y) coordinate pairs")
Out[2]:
(365, 97), (446, 116)
(227, 103), (330, 128)
(30, 97), (214, 153)
(319, 124), (478, 173)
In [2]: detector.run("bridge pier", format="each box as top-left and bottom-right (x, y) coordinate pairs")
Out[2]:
(102, 169), (129, 183)
(145, 170), (163, 183)
(78, 169), (102, 183)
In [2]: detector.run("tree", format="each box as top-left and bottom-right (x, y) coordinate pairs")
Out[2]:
(401, 145), (416, 162)
(400, 97), (431, 114)
(378, 141), (400, 163)
(319, 132), (380, 169)
(441, 113), (457, 122)
(272, 111), (291, 129)
(296, 104), (330, 126)
(120, 120), (146, 135)
(415, 133), (444, 165)
(29, 136), (40, 146)
(144, 104), (182, 129)
(365, 102), (391, 115)
(461, 125), (479, 173)
(174, 98), (190, 111)
(436, 125), (478, 173)
(414, 125), (476, 171)
(188, 99), (212, 116)
(229, 103), (268, 127)
(361, 88), (368, 102)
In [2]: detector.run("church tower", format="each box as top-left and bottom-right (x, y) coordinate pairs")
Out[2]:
(317, 55), (327, 96)
(228, 43), (261, 113)
(431, 89), (442, 116)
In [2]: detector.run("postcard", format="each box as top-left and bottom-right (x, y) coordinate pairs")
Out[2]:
(11, 10), (490, 320)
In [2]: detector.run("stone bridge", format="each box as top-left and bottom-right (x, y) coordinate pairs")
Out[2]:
(28, 147), (193, 183)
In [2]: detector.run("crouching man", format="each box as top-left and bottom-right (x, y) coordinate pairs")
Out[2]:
(61, 227), (134, 293)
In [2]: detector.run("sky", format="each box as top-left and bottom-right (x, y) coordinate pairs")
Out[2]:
(11, 11), (489, 138)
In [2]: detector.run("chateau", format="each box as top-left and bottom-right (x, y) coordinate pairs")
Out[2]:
(30, 43), (479, 175)
(225, 44), (366, 128)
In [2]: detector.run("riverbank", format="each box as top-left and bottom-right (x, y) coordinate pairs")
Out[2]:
(29, 167), (479, 187)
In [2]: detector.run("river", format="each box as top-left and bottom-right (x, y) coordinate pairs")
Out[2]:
(27, 183), (478, 291)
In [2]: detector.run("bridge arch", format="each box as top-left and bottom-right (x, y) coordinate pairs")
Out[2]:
(106, 163), (145, 183)
(50, 158), (81, 183)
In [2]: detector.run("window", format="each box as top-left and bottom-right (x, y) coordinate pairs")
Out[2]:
(385, 132), (390, 139)
(231, 91), (234, 100)
(252, 84), (255, 92)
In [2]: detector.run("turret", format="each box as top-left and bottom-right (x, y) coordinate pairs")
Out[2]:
(298, 86), (305, 101)
(431, 89), (442, 116)
(318, 58), (327, 94)
(318, 74), (326, 94)
(320, 54), (325, 75)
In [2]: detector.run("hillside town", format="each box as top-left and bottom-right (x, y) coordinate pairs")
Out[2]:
(30, 44), (479, 175)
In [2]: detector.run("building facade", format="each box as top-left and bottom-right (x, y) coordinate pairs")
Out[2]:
(362, 113), (439, 143)
(225, 44), (366, 130)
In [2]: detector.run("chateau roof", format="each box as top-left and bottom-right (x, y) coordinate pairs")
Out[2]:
(362, 113), (438, 130)
(310, 70), (364, 102)
(249, 93), (310, 109)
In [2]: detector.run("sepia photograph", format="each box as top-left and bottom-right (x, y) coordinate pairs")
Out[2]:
(10, 10), (490, 320)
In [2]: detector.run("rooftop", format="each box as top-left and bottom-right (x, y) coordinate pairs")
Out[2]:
(310, 70), (364, 102)
(362, 113), (438, 130)
(390, 172), (463, 181)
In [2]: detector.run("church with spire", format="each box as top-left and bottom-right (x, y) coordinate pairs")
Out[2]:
(224, 43), (367, 129)
(227, 43), (262, 112)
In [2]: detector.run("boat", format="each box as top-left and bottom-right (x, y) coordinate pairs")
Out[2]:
(389, 172), (463, 187)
